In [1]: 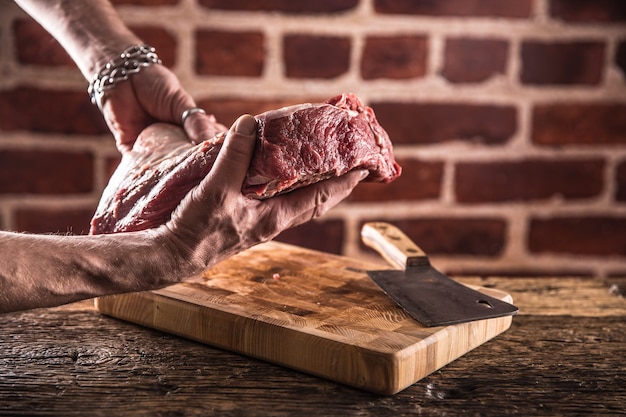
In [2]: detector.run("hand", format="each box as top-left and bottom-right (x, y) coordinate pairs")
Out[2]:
(161, 114), (368, 273)
(100, 64), (226, 153)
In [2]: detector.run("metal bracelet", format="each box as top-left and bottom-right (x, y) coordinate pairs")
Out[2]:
(87, 44), (162, 110)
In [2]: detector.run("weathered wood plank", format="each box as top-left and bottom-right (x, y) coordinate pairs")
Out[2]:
(1, 303), (625, 416)
(458, 276), (626, 317)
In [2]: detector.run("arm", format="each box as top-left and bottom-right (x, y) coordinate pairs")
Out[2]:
(0, 229), (179, 313)
(0, 115), (367, 314)
(14, 0), (221, 149)
(14, 0), (138, 79)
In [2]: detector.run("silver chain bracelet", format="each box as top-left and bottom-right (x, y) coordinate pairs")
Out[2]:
(87, 44), (162, 110)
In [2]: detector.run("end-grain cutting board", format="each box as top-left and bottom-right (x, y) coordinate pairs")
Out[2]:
(95, 241), (513, 395)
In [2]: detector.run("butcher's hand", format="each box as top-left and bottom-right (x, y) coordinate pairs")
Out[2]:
(0, 114), (364, 314)
(160, 114), (368, 274)
(101, 64), (226, 153)
(13, 0), (224, 153)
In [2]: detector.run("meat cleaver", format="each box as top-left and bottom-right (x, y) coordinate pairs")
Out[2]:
(361, 222), (518, 327)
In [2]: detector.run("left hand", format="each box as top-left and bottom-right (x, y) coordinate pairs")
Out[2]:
(100, 64), (226, 153)
(161, 115), (368, 274)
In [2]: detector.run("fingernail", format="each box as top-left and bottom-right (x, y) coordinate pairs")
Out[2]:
(360, 169), (370, 180)
(234, 115), (257, 136)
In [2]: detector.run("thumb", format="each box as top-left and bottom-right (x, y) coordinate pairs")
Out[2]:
(208, 114), (258, 189)
(176, 114), (257, 223)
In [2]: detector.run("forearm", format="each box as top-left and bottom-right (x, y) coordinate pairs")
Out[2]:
(0, 229), (185, 314)
(14, 0), (140, 79)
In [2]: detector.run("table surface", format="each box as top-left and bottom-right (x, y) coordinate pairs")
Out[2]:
(1, 276), (625, 417)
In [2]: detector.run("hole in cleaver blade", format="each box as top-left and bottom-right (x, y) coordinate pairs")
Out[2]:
(366, 267), (518, 327)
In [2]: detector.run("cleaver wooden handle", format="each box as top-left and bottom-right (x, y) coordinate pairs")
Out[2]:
(361, 222), (430, 270)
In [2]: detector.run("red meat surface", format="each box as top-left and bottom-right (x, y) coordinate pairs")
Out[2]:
(243, 93), (400, 198)
(90, 93), (401, 234)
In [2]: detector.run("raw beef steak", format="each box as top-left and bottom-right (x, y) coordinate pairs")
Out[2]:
(90, 93), (401, 234)
(243, 93), (400, 198)
(90, 123), (225, 234)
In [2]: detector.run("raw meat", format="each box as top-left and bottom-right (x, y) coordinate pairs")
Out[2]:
(90, 93), (401, 234)
(243, 93), (400, 198)
(90, 124), (224, 234)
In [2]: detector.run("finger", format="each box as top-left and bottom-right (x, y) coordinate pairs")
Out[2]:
(270, 169), (368, 229)
(137, 66), (213, 143)
(183, 111), (227, 144)
(201, 114), (258, 191)
(306, 169), (368, 218)
(101, 83), (150, 152)
(166, 115), (257, 234)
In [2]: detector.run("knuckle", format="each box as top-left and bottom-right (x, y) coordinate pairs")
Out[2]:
(312, 187), (332, 219)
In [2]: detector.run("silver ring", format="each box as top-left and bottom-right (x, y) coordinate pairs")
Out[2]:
(181, 107), (206, 125)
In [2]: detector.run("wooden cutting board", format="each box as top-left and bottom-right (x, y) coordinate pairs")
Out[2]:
(95, 241), (514, 395)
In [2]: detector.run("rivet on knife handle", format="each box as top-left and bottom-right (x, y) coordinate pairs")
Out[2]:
(361, 222), (430, 270)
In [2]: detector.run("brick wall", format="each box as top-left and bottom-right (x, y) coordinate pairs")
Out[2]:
(1, 0), (625, 278)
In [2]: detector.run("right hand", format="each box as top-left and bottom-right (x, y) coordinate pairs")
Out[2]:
(101, 64), (226, 153)
(160, 114), (367, 275)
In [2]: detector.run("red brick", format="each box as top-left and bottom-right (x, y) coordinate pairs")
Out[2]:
(348, 158), (443, 202)
(105, 156), (122, 181)
(14, 208), (95, 234)
(359, 218), (507, 256)
(532, 103), (626, 146)
(13, 18), (74, 67)
(360, 35), (427, 80)
(130, 26), (177, 67)
(195, 30), (264, 76)
(0, 87), (108, 134)
(616, 40), (626, 77)
(520, 41), (605, 85)
(0, 150), (93, 194)
(283, 35), (350, 79)
(455, 159), (604, 203)
(616, 160), (626, 201)
(374, 0), (532, 18)
(529, 216), (626, 256)
(198, 0), (358, 13)
(197, 97), (321, 127)
(370, 102), (516, 145)
(441, 37), (509, 83)
(14, 20), (177, 69)
(274, 219), (344, 254)
(550, 0), (626, 23)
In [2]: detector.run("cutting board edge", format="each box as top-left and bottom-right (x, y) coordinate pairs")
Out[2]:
(95, 291), (414, 394)
(94, 289), (514, 395)
(385, 313), (514, 394)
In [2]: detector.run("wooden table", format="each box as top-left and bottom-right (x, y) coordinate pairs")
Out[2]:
(1, 277), (625, 416)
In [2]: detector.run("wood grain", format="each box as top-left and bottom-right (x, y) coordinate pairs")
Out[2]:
(1, 293), (624, 416)
(95, 241), (513, 395)
(458, 276), (626, 316)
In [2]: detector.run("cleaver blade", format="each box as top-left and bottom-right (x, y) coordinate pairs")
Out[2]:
(362, 222), (518, 327)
